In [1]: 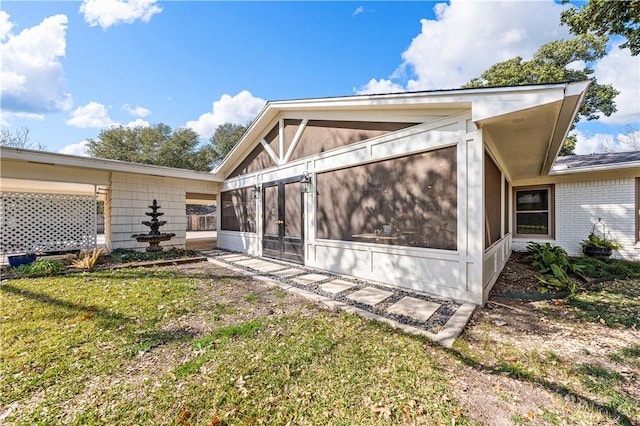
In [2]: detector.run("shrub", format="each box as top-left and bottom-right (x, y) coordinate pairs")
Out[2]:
(70, 248), (105, 270)
(526, 242), (585, 294)
(581, 232), (621, 251)
(15, 259), (65, 276)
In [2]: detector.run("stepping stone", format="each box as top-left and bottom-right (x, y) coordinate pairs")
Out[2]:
(387, 297), (440, 322)
(291, 273), (330, 286)
(219, 255), (249, 262)
(251, 262), (285, 273)
(271, 268), (305, 278)
(347, 287), (393, 306)
(319, 279), (357, 294)
(235, 259), (266, 267)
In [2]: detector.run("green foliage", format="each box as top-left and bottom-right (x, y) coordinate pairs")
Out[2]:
(572, 256), (640, 280)
(109, 248), (197, 263)
(561, 0), (640, 56)
(560, 134), (577, 156)
(581, 232), (621, 251)
(87, 123), (213, 171)
(464, 34), (619, 155)
(527, 242), (585, 294)
(14, 259), (65, 276)
(209, 122), (249, 166)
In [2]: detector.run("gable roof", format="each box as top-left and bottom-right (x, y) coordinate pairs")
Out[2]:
(551, 151), (640, 174)
(214, 81), (591, 180)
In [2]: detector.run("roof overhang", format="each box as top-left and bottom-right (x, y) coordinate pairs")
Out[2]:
(477, 81), (591, 181)
(0, 147), (224, 184)
(214, 81), (591, 180)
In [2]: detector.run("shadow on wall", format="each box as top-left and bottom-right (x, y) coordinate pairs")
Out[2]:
(316, 146), (458, 251)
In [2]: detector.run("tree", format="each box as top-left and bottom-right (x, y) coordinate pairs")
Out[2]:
(87, 123), (213, 171)
(464, 34), (619, 155)
(209, 122), (249, 166)
(561, 0), (640, 56)
(0, 126), (47, 150)
(598, 125), (640, 152)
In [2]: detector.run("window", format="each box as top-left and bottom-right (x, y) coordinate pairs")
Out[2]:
(514, 185), (554, 238)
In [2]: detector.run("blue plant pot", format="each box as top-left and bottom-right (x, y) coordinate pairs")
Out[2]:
(8, 254), (37, 268)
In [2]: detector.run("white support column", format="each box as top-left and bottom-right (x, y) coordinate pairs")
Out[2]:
(278, 119), (285, 162)
(466, 129), (485, 305)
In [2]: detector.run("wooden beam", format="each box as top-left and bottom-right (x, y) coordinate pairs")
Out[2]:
(260, 138), (281, 166)
(283, 119), (309, 163)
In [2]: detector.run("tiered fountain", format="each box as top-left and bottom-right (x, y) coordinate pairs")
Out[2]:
(131, 200), (175, 252)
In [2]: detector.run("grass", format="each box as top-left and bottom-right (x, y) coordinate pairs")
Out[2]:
(567, 279), (640, 328)
(454, 275), (640, 425)
(1, 267), (468, 425)
(2, 262), (639, 425)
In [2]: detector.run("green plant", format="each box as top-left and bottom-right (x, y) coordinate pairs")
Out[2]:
(14, 259), (65, 276)
(527, 242), (585, 294)
(581, 232), (621, 251)
(70, 248), (105, 270)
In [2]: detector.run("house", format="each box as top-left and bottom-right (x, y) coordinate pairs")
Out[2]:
(2, 81), (638, 305)
(214, 80), (638, 306)
(512, 151), (640, 260)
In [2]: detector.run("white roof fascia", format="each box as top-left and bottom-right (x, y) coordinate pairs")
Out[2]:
(540, 80), (592, 175)
(550, 159), (640, 175)
(0, 147), (224, 182)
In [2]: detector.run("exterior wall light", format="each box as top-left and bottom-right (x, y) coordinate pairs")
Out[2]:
(300, 171), (312, 193)
(251, 184), (261, 199)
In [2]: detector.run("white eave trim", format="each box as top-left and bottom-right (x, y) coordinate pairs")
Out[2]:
(0, 147), (224, 182)
(550, 160), (640, 175)
(214, 81), (589, 177)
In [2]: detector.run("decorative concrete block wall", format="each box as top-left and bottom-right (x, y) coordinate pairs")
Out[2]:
(108, 172), (218, 251)
(513, 178), (638, 260)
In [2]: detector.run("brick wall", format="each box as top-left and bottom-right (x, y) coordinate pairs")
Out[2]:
(512, 178), (638, 260)
(107, 172), (218, 251)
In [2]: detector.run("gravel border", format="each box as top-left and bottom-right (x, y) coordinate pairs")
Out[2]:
(206, 249), (462, 334)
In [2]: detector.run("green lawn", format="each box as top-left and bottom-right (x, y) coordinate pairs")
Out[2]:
(2, 265), (639, 425)
(1, 268), (467, 425)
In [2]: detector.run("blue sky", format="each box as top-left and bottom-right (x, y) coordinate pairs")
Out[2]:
(1, 1), (638, 156)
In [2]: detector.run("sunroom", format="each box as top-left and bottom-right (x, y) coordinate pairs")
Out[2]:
(214, 81), (590, 305)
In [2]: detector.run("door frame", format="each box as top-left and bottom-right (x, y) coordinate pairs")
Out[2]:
(261, 176), (305, 264)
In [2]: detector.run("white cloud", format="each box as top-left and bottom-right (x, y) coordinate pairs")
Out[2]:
(593, 44), (640, 125)
(122, 103), (151, 117)
(186, 90), (266, 139)
(0, 11), (12, 41)
(58, 140), (90, 156)
(572, 129), (640, 155)
(358, 1), (569, 93)
(66, 102), (115, 128)
(0, 13), (72, 114)
(125, 118), (150, 128)
(401, 1), (570, 91)
(80, 0), (162, 30)
(352, 6), (365, 17)
(355, 78), (405, 95)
